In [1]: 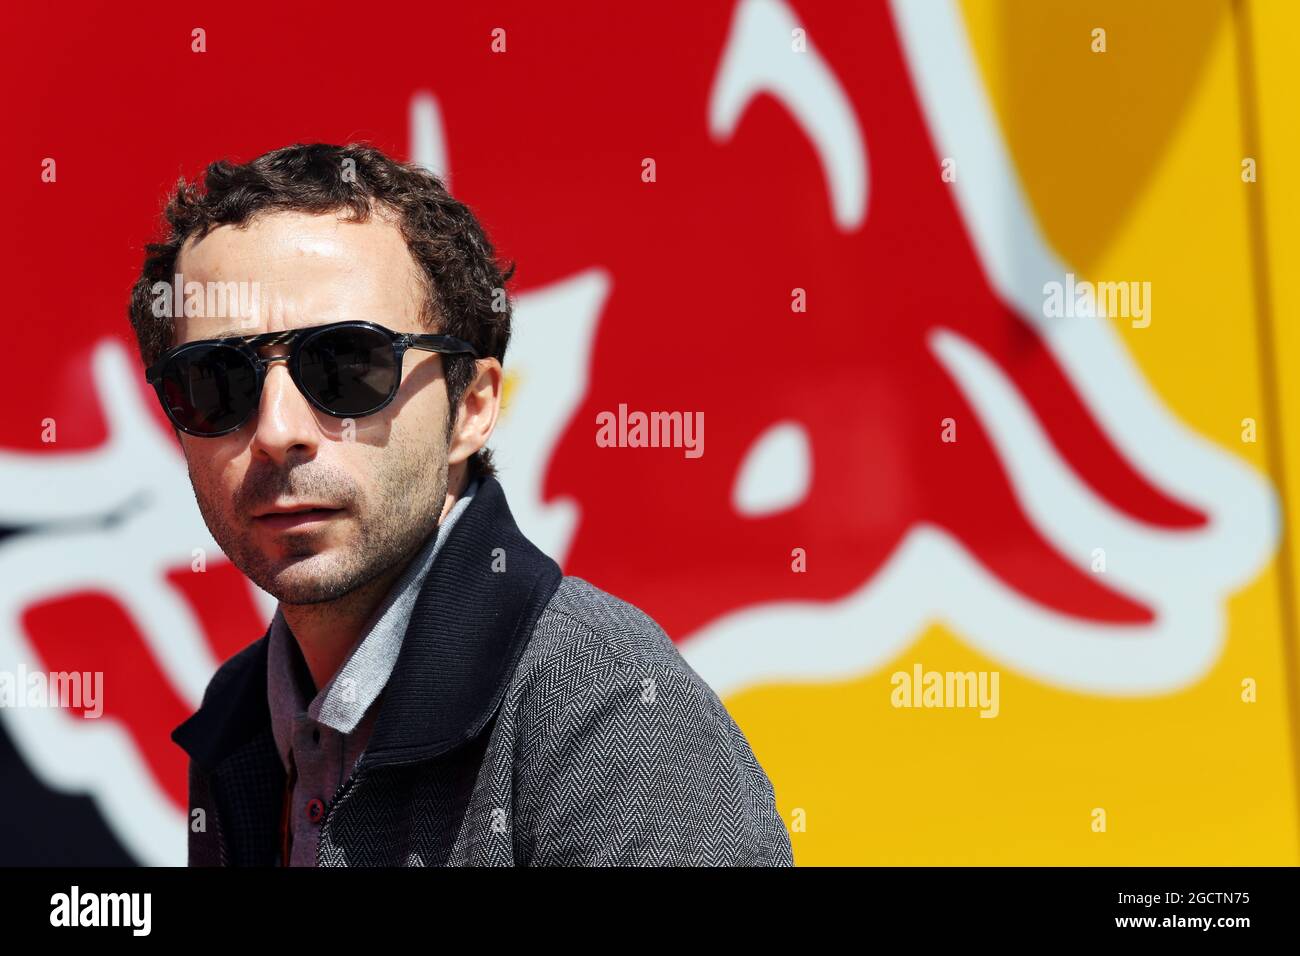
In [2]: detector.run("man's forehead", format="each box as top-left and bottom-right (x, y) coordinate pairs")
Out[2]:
(171, 208), (427, 342)
(177, 209), (411, 278)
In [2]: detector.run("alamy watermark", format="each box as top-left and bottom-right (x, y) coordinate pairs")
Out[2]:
(890, 663), (999, 718)
(1042, 272), (1151, 328)
(50, 886), (150, 936)
(151, 273), (261, 323)
(0, 664), (103, 718)
(595, 403), (704, 459)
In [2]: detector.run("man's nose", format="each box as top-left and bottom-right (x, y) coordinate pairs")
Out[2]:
(248, 359), (321, 463)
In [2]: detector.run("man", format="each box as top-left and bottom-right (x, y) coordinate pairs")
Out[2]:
(127, 142), (793, 866)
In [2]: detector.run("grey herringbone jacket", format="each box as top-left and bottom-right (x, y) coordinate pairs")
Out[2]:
(171, 477), (793, 866)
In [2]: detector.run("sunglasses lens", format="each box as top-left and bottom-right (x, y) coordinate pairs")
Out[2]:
(159, 345), (259, 435)
(298, 325), (399, 416)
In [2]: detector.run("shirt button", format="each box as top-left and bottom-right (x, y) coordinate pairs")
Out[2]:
(306, 798), (326, 824)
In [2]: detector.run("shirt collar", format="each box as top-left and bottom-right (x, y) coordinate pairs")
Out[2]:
(171, 474), (565, 776)
(266, 477), (480, 770)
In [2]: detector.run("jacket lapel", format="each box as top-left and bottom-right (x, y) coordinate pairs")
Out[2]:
(169, 475), (563, 861)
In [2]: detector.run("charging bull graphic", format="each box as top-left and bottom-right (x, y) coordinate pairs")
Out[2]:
(0, 0), (1277, 865)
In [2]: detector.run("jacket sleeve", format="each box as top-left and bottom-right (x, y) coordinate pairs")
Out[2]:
(186, 759), (226, 866)
(515, 661), (793, 866)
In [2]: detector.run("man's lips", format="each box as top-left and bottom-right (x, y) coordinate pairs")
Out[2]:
(252, 506), (346, 531)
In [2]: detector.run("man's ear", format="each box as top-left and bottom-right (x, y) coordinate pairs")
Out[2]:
(447, 358), (503, 468)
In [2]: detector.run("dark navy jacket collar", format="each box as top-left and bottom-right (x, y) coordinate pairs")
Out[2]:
(171, 475), (563, 773)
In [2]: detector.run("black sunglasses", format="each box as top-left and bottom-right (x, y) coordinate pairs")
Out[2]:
(145, 320), (480, 437)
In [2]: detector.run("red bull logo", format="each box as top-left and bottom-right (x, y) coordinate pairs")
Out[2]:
(0, 0), (1278, 865)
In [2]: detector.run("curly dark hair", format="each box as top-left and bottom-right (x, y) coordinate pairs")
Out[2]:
(127, 141), (515, 479)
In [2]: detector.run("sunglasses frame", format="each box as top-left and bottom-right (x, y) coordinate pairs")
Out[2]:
(145, 319), (481, 437)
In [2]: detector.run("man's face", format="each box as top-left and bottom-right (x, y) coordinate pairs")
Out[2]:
(171, 209), (454, 606)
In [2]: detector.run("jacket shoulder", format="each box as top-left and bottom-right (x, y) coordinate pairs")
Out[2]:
(170, 634), (269, 755)
(507, 575), (740, 747)
(207, 637), (267, 697)
(505, 575), (794, 865)
(515, 574), (709, 698)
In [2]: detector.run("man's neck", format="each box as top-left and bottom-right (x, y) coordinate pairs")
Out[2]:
(282, 468), (468, 692)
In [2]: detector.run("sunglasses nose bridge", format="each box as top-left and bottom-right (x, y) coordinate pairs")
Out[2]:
(250, 351), (292, 380)
(255, 353), (301, 403)
(246, 353), (326, 440)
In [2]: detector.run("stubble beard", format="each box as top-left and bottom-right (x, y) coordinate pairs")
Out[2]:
(187, 434), (450, 607)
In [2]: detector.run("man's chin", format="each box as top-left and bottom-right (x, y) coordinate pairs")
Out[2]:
(247, 552), (359, 606)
